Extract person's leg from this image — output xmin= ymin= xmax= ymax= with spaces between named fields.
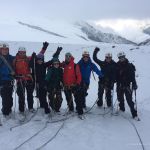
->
xmin=125 ymin=87 xmax=137 ymax=118
xmin=48 ymin=89 xmax=55 ymax=111
xmin=73 ymin=88 xmax=83 ymax=115
xmin=1 ymin=81 xmax=13 ymax=115
xmin=97 ymin=82 xmax=104 ymax=107
xmin=38 ymin=83 xmax=50 ymax=113
xmin=17 ymin=81 xmax=25 ymax=113
xmin=106 ymin=88 xmax=112 ymax=107
xmin=55 ymin=89 xmax=63 ymax=112
xmin=64 ymin=88 xmax=74 ymax=111
xmin=117 ymin=87 xmax=125 ymax=111
xmin=26 ymin=80 xmax=34 ymax=110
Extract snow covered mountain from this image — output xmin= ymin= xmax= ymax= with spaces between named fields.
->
xmin=76 ymin=22 xmax=136 ymax=45
xmin=0 ymin=18 xmax=137 ymax=45
xmin=18 ymin=21 xmax=136 ymax=45
xmin=138 ymin=38 xmax=150 ymax=46
xmin=143 ymin=26 xmax=150 ymax=35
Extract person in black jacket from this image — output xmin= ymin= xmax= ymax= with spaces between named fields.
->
xmin=45 ymin=58 xmax=63 ymax=112
xmin=93 ymin=47 xmax=116 ymax=108
xmin=116 ymin=51 xmax=138 ymax=119
xmin=29 ymin=44 xmax=62 ymax=114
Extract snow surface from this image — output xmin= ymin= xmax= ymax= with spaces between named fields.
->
xmin=0 ymin=41 xmax=150 ymax=150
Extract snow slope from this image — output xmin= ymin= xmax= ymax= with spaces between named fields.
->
xmin=0 ymin=41 xmax=150 ymax=150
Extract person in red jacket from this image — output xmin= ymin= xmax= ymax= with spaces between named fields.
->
xmin=63 ymin=52 xmax=83 ymax=116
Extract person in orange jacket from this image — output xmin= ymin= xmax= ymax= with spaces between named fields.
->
xmin=13 ymin=42 xmax=48 ymax=115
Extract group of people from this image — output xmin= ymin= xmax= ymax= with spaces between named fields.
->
xmin=0 ymin=41 xmax=139 ymax=120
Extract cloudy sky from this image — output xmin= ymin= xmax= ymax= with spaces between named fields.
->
xmin=0 ymin=0 xmax=150 ymax=42
xmin=0 ymin=0 xmax=150 ymax=20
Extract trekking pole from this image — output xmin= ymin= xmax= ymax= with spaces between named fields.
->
xmin=134 ymin=90 xmax=138 ymax=111
xmin=13 ymin=81 xmax=17 ymax=120
xmin=111 ymin=88 xmax=114 ymax=115
xmin=103 ymin=88 xmax=107 ymax=117
xmin=33 ymin=56 xmax=40 ymax=109
xmin=92 ymin=71 xmax=96 ymax=81
xmin=20 ymin=80 xmax=27 ymax=119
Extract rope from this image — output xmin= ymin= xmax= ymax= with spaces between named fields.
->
xmin=12 ymin=105 xmax=71 ymax=149
xmin=13 ymin=121 xmax=48 ymax=150
xmin=36 ymin=122 xmax=65 ymax=150
xmin=10 ymin=108 xmax=38 ymax=131
xmin=121 ymin=115 xmax=145 ymax=150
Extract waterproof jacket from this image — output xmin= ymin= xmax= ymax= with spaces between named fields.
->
xmin=29 ymin=56 xmax=52 ymax=84
xmin=29 ymin=48 xmax=61 ymax=84
xmin=116 ymin=58 xmax=136 ymax=87
xmin=13 ymin=55 xmax=32 ymax=81
xmin=78 ymin=58 xmax=103 ymax=85
xmin=93 ymin=50 xmax=116 ymax=85
xmin=63 ymin=57 xmax=81 ymax=86
xmin=45 ymin=67 xmax=63 ymax=91
xmin=0 ymin=54 xmax=15 ymax=84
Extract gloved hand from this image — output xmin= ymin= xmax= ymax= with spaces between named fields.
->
xmin=57 ymin=47 xmax=63 ymax=52
xmin=60 ymin=82 xmax=64 ymax=90
xmin=132 ymin=83 xmax=138 ymax=90
xmin=94 ymin=47 xmax=100 ymax=52
xmin=43 ymin=41 xmax=49 ymax=50
xmin=110 ymin=82 xmax=114 ymax=90
xmin=32 ymin=52 xmax=36 ymax=58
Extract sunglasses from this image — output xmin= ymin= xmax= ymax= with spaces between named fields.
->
xmin=83 ymin=56 xmax=89 ymax=58
xmin=53 ymin=63 xmax=59 ymax=65
xmin=105 ymin=57 xmax=112 ymax=59
xmin=37 ymin=59 xmax=44 ymax=62
xmin=118 ymin=56 xmax=125 ymax=60
xmin=18 ymin=51 xmax=26 ymax=55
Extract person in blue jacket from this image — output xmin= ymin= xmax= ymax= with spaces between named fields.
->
xmin=78 ymin=51 xmax=103 ymax=109
xmin=0 ymin=43 xmax=15 ymax=117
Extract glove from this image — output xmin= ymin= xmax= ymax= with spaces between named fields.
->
xmin=43 ymin=41 xmax=49 ymax=50
xmin=60 ymin=82 xmax=64 ymax=89
xmin=57 ymin=47 xmax=63 ymax=52
xmin=132 ymin=83 xmax=138 ymax=90
xmin=110 ymin=82 xmax=114 ymax=90
xmin=94 ymin=47 xmax=100 ymax=52
xmin=32 ymin=52 xmax=36 ymax=58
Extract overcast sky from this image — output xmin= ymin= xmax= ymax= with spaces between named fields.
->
xmin=0 ymin=0 xmax=150 ymax=21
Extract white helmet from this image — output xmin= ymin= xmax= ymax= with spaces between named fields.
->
xmin=82 ymin=51 xmax=89 ymax=57
xmin=117 ymin=51 xmax=126 ymax=58
xmin=18 ymin=47 xmax=26 ymax=52
xmin=105 ymin=53 xmax=112 ymax=58
xmin=0 ymin=43 xmax=9 ymax=49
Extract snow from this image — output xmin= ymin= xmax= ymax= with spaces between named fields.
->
xmin=0 ymin=41 xmax=150 ymax=150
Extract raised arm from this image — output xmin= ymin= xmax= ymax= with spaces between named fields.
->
xmin=93 ymin=47 xmax=104 ymax=67
xmin=44 ymin=47 xmax=62 ymax=67
xmin=38 ymin=41 xmax=49 ymax=55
